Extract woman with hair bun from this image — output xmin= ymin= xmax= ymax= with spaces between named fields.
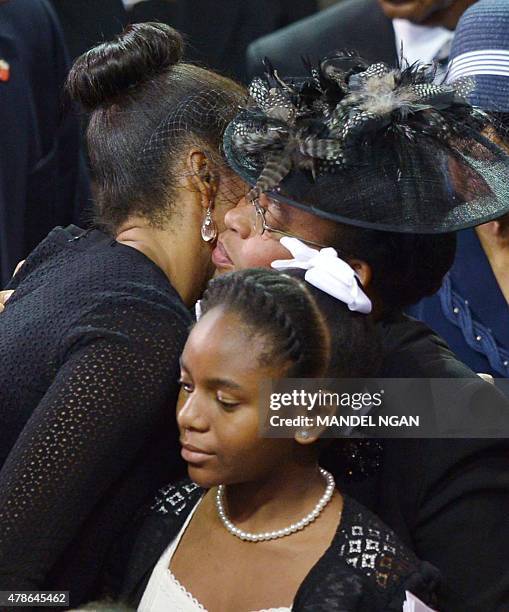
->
xmin=119 ymin=267 xmax=439 ymax=612
xmin=0 ymin=22 xmax=246 ymax=607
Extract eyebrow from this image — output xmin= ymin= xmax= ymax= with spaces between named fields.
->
xmin=267 ymin=198 xmax=290 ymax=225
xmin=207 ymin=378 xmax=243 ymax=391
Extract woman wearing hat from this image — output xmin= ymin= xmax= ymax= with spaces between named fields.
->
xmin=213 ymin=53 xmax=509 ymax=611
xmin=409 ymin=0 xmax=509 ymax=384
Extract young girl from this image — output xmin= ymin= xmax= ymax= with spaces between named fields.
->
xmin=120 ymin=266 xmax=439 ymax=611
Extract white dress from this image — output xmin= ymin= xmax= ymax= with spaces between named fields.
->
xmin=138 ymin=499 xmax=292 ymax=612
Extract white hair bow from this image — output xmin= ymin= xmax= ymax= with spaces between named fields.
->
xmin=271 ymin=237 xmax=372 ymax=314
xmin=195 ymin=300 xmax=202 ymax=321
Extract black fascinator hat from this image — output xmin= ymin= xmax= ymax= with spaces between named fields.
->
xmin=224 ymin=52 xmax=509 ymax=233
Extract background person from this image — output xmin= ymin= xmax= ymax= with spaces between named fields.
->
xmin=409 ymin=0 xmax=509 ymax=382
xmin=49 ymin=0 xmax=128 ymax=61
xmin=128 ymin=0 xmax=318 ymax=83
xmin=246 ymin=0 xmax=477 ymax=80
xmin=0 ymin=0 xmax=91 ymax=286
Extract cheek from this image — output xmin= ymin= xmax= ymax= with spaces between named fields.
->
xmin=237 ymin=236 xmax=291 ymax=270
xmin=210 ymin=413 xmax=285 ymax=481
xmin=215 ymin=412 xmax=260 ymax=459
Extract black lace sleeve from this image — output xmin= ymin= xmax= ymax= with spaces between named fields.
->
xmin=0 ymin=297 xmax=189 ymax=602
xmin=294 ymin=495 xmax=441 ymax=611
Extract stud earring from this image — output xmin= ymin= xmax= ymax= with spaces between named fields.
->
xmin=201 ymin=206 xmax=217 ymax=242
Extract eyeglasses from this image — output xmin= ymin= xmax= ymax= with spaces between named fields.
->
xmin=249 ymin=197 xmax=328 ymax=249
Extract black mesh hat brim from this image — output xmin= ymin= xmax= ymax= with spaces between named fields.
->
xmin=224 ymin=119 xmax=509 ymax=234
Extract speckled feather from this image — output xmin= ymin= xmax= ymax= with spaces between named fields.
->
xmin=235 ymin=52 xmax=487 ymax=194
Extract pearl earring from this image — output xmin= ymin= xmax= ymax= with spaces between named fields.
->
xmin=201 ymin=206 xmax=217 ymax=242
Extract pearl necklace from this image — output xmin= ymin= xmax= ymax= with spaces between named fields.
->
xmin=215 ymin=468 xmax=335 ymax=542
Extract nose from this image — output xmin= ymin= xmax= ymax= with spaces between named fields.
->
xmin=177 ymin=391 xmax=209 ymax=433
xmin=224 ymin=196 xmax=253 ymax=239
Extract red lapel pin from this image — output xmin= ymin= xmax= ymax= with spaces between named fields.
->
xmin=0 ymin=59 xmax=10 ymax=82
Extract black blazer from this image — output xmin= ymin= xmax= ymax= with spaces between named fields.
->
xmin=0 ymin=0 xmax=90 ymax=285
xmin=246 ymin=0 xmax=398 ymax=79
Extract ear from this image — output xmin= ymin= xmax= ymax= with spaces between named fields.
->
xmin=294 ymin=394 xmax=337 ymax=445
xmin=186 ymin=149 xmax=218 ymax=212
xmin=480 ymin=220 xmax=501 ymax=238
xmin=349 ymin=258 xmax=372 ymax=289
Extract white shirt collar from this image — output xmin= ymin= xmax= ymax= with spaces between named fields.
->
xmin=122 ymin=0 xmax=150 ymax=8
xmin=392 ymin=18 xmax=454 ymax=68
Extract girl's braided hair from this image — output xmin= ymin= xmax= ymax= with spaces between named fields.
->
xmin=200 ymin=268 xmax=381 ymax=378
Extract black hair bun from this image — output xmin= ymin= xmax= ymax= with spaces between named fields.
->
xmin=67 ymin=22 xmax=184 ymax=111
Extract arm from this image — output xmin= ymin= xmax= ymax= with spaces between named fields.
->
xmin=0 ymin=291 xmax=13 ymax=313
xmin=0 ymin=300 xmax=188 ymax=600
xmin=411 ymin=437 xmax=509 ymax=612
xmin=0 ymin=261 xmax=25 ymax=311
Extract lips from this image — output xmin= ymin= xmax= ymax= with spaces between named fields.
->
xmin=180 ymin=442 xmax=215 ymax=464
xmin=211 ymin=239 xmax=234 ymax=269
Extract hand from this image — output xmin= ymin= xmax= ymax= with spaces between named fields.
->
xmin=0 ymin=259 xmax=25 ymax=312
xmin=0 ymin=290 xmax=14 ymax=313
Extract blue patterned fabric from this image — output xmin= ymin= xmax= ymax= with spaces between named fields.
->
xmin=409 ymin=228 xmax=509 ymax=382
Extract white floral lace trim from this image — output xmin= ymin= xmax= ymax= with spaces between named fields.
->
xmin=252 ymin=609 xmax=292 ymax=611
xmin=166 ymin=569 xmax=291 ymax=612
xmin=167 ymin=569 xmax=206 ymax=610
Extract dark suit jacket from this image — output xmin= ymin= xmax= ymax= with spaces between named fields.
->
xmin=0 ymin=0 xmax=90 ymax=285
xmin=130 ymin=0 xmax=317 ymax=83
xmin=246 ymin=0 xmax=398 ymax=79
xmin=49 ymin=0 xmax=128 ymax=61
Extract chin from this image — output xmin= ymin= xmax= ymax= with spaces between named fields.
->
xmin=187 ymin=465 xmax=223 ymax=488
xmin=378 ymin=0 xmax=434 ymax=22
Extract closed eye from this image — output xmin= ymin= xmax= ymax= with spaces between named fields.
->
xmin=216 ymin=396 xmax=241 ymax=410
xmin=178 ymin=378 xmax=194 ymax=394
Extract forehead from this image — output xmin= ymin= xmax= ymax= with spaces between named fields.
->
xmin=183 ymin=307 xmax=274 ymax=379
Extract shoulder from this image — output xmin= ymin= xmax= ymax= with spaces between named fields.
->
xmin=17 ymin=227 xmax=191 ymax=325
xmin=295 ymin=494 xmax=440 ymax=609
xmin=261 ymin=0 xmax=377 ymax=41
xmin=338 ymin=495 xmax=419 ymax=577
xmin=378 ymin=312 xmax=476 ymax=378
xmin=8 ymin=228 xmax=191 ymax=361
xmin=150 ymin=480 xmax=204 ymax=520
xmin=118 ymin=480 xmax=204 ymax=604
xmin=247 ymin=0 xmax=389 ymax=78
xmin=334 ymin=496 xmax=440 ymax=606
